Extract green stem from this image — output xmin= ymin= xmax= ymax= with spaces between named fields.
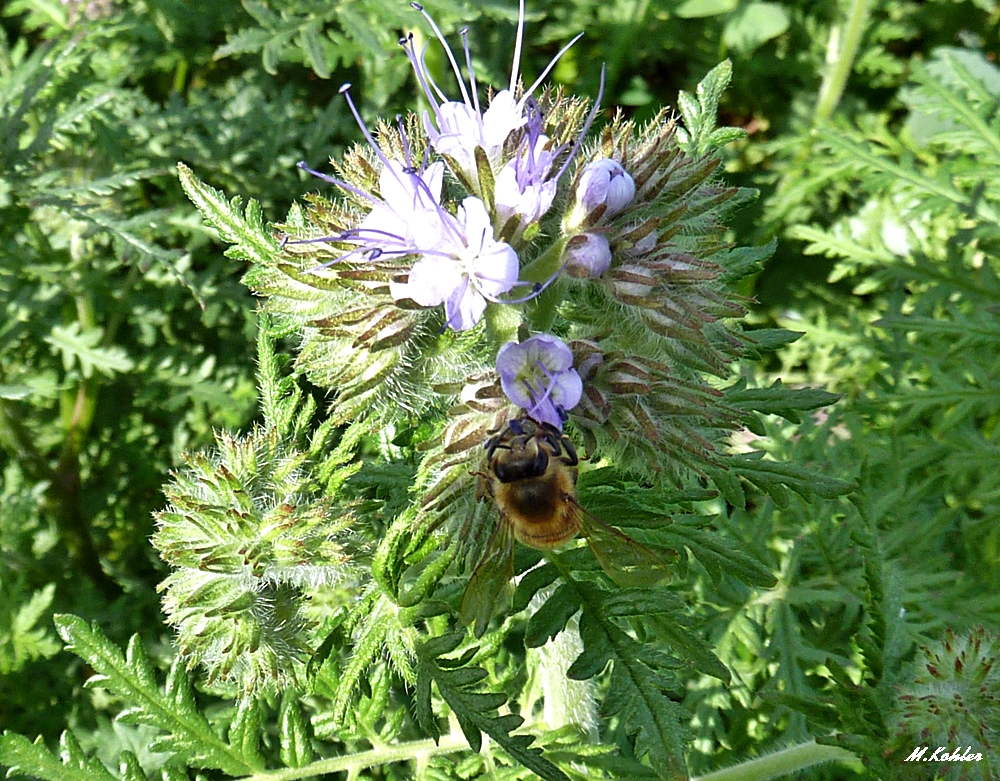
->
xmin=515 ymin=236 xmax=571 ymax=335
xmin=791 ymin=0 xmax=872 ymax=169
xmin=813 ymin=0 xmax=872 ymax=127
xmin=53 ymin=291 xmax=118 ymax=597
xmin=237 ymin=734 xmax=470 ymax=781
xmin=519 ymin=237 xmax=569 ymax=284
xmin=525 ymin=278 xmax=566 ymax=335
xmin=691 ymin=740 xmax=862 ymax=781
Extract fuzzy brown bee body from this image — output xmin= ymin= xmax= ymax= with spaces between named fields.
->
xmin=478 ymin=417 xmax=581 ymax=548
xmin=462 ymin=416 xmax=672 ymax=636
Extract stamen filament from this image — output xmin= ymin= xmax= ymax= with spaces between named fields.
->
xmin=411 ymin=2 xmax=473 ymax=108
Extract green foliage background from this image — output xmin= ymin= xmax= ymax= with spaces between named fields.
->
xmin=1 ymin=0 xmax=999 ymax=780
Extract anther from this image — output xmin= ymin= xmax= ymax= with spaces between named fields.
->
xmin=339 ymin=83 xmax=352 ymax=93
xmin=410 ymin=2 xmax=423 ymax=10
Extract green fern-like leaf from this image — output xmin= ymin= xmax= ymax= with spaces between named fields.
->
xmin=416 ymin=632 xmax=571 ymax=781
xmin=0 ymin=731 xmax=118 ymax=781
xmin=177 ymin=162 xmax=279 ymax=267
xmin=52 ymin=615 xmax=265 ymax=776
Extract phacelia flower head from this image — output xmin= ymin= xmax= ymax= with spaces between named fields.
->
xmin=568 ymin=158 xmax=636 ymax=229
xmin=497 ymin=334 xmax=583 ymax=430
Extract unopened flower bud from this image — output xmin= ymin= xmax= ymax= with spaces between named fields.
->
xmin=573 ymin=159 xmax=635 ymax=223
xmin=564 ymin=232 xmax=612 ymax=278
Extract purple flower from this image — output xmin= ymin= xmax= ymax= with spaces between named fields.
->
xmin=402 ymin=0 xmax=585 ymax=195
xmin=496 ymin=335 xmax=583 ymax=429
xmin=352 ymin=160 xmax=445 ymax=255
xmin=389 ymin=197 xmax=519 ymax=331
xmin=494 ymin=100 xmax=558 ymax=240
xmin=569 ymin=159 xmax=635 ymax=227
xmin=564 ymin=232 xmax=612 ymax=278
xmin=291 ymin=86 xmax=448 ymax=267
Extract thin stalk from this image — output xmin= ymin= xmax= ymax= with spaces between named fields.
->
xmin=791 ymin=0 xmax=873 ymax=169
xmin=691 ymin=740 xmax=862 ymax=781
xmin=52 ymin=290 xmax=118 ymax=597
xmin=237 ymin=734 xmax=470 ymax=781
xmin=517 ymin=236 xmax=570 ymax=334
xmin=813 ymin=0 xmax=872 ymax=127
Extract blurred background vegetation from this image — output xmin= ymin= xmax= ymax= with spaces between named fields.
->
xmin=2 ymin=0 xmax=999 ymax=773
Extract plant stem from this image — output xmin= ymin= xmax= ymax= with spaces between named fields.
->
xmin=54 ymin=291 xmax=118 ymax=597
xmin=691 ymin=740 xmax=862 ymax=781
xmin=238 ymin=734 xmax=470 ymax=781
xmin=791 ymin=0 xmax=872 ymax=169
xmin=813 ymin=0 xmax=872 ymax=127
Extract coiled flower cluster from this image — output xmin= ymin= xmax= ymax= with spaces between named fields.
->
xmin=265 ymin=1 xmax=764 ymax=531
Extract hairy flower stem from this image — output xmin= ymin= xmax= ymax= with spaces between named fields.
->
xmin=790 ymin=0 xmax=872 ymax=170
xmin=485 ymin=299 xmax=522 ymax=347
xmin=519 ymin=236 xmax=569 ymax=284
xmin=238 ymin=734 xmax=470 ymax=781
xmin=517 ymin=237 xmax=570 ymax=334
xmin=690 ymin=740 xmax=861 ymax=781
xmin=771 ymin=0 xmax=872 ymax=223
xmin=525 ymin=278 xmax=566 ymax=334
xmin=813 ymin=0 xmax=872 ymax=128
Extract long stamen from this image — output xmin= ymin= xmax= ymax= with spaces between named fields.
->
xmin=340 ymin=83 xmax=430 ymax=206
xmin=519 ymin=31 xmax=584 ymax=106
xmin=553 ymin=65 xmax=606 ymax=185
xmin=400 ymin=34 xmax=443 ymax=112
xmin=525 ymin=362 xmax=557 ymax=418
xmin=396 ymin=114 xmax=414 ymax=168
xmin=418 ymin=40 xmax=450 ymax=104
xmin=296 ymin=161 xmax=379 ymax=205
xmin=410 ymin=2 xmax=472 ymax=108
xmin=459 ymin=27 xmax=481 ymax=117
xmin=509 ymin=0 xmax=525 ymax=93
xmin=339 ymin=84 xmax=394 ymax=170
xmin=475 ymin=257 xmax=569 ymax=305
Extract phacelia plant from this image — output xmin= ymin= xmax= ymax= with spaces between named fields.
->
xmin=163 ymin=2 xmax=851 ymax=779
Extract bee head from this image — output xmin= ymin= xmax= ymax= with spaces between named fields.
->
xmin=492 ymin=434 xmax=550 ymax=483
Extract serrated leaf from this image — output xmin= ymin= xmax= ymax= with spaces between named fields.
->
xmin=44 ymin=322 xmax=134 ymax=379
xmin=570 ymin=587 xmax=686 ymax=779
xmin=0 ymin=583 xmax=60 ymax=674
xmin=725 ymin=379 xmax=841 ymax=423
xmin=416 ymin=637 xmax=570 ymax=781
xmin=279 ymin=691 xmax=316 ymax=767
xmin=731 ymin=453 xmax=853 ymax=502
xmin=299 ymin=23 xmax=331 ymax=79
xmin=524 ymin=584 xmax=581 ymax=649
xmin=228 ymin=698 xmax=264 ymax=769
xmin=0 ymin=731 xmax=117 ymax=781
xmin=53 ymin=615 xmax=261 ymax=776
xmin=176 ymin=163 xmax=278 ymax=267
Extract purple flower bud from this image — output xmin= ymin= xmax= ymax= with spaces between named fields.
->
xmin=564 ymin=232 xmax=612 ymax=278
xmin=574 ymin=159 xmax=635 ymax=222
xmin=496 ymin=334 xmax=583 ymax=430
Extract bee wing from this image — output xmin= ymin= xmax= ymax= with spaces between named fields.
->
xmin=460 ymin=514 xmax=515 ymax=638
xmin=572 ymin=497 xmax=672 ymax=587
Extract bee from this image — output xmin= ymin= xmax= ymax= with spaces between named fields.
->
xmin=461 ymin=416 xmax=670 ymax=635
